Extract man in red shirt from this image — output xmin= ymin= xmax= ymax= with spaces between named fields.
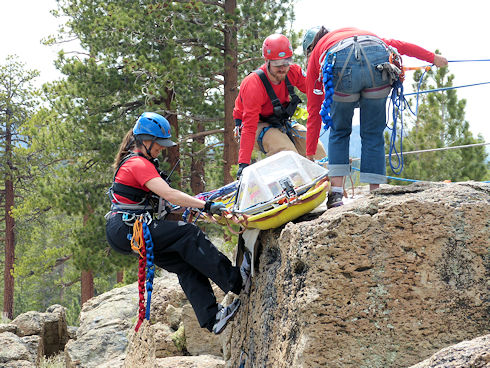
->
xmin=233 ymin=34 xmax=326 ymax=178
xmin=303 ymin=26 xmax=448 ymax=208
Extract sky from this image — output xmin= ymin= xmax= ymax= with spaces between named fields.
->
xmin=1 ymin=0 xmax=489 ymax=142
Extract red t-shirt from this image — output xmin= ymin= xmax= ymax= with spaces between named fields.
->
xmin=234 ymin=63 xmax=307 ymax=164
xmin=113 ymin=154 xmax=160 ymax=204
xmin=305 ymin=27 xmax=436 ymax=156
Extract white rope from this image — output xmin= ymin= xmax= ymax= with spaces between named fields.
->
xmin=351 ymin=142 xmax=489 ymax=162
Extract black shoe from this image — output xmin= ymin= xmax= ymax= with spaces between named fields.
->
xmin=212 ymin=299 xmax=241 ymax=334
xmin=327 ymin=191 xmax=344 ymax=209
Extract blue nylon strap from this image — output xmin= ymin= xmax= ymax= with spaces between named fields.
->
xmin=257 ymin=126 xmax=272 ymax=154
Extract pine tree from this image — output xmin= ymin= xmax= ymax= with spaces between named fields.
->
xmin=0 ymin=56 xmax=41 ymax=319
xmin=16 ymin=0 xmax=297 ymax=306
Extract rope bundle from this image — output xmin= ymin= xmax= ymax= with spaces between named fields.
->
xmin=320 ymin=53 xmax=335 ymax=131
xmin=130 ymin=216 xmax=155 ymax=332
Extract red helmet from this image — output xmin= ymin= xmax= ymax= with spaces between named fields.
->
xmin=262 ymin=34 xmax=293 ymax=61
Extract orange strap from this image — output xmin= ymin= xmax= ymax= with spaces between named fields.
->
xmin=131 ymin=216 xmax=145 ymax=258
xmin=403 ymin=65 xmax=432 ymax=72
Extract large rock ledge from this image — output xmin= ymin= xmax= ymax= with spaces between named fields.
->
xmin=0 ymin=182 xmax=487 ymax=367
xmin=228 ymin=182 xmax=489 ymax=368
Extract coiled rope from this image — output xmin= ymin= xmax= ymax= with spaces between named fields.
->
xmin=387 ymin=58 xmax=490 ymax=175
xmin=320 ymin=52 xmax=335 ymax=132
xmin=142 ymin=221 xmax=155 ymax=321
xmin=129 ymin=215 xmax=155 ymax=332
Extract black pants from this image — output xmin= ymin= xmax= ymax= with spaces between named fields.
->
xmin=106 ymin=212 xmax=242 ymax=330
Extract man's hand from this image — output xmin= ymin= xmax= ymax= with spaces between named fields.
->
xmin=236 ymin=163 xmax=249 ymax=179
xmin=433 ymin=54 xmax=448 ymax=68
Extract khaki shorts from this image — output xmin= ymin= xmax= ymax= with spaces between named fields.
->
xmin=253 ymin=122 xmax=326 ymax=161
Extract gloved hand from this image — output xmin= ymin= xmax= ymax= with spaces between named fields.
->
xmin=236 ymin=163 xmax=249 ymax=180
xmin=203 ymin=201 xmax=226 ymax=216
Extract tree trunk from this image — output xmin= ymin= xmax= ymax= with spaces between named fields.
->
xmin=164 ymin=87 xmax=181 ymax=185
xmin=223 ymin=0 xmax=239 ymax=184
xmin=81 ymin=211 xmax=95 ymax=305
xmin=116 ymin=270 xmax=124 ymax=284
xmin=3 ymin=120 xmax=15 ymax=320
xmin=190 ymin=122 xmax=205 ymax=195
xmin=81 ymin=270 xmax=94 ymax=304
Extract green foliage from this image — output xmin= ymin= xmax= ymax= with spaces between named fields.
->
xmin=5 ymin=0 xmax=299 ymax=319
xmin=387 ymin=64 xmax=488 ymax=183
xmin=171 ymin=324 xmax=186 ymax=353
xmin=39 ymin=353 xmax=65 ymax=368
xmin=0 ymin=55 xmax=44 ymax=318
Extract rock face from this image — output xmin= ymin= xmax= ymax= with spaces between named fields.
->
xmin=228 ymin=182 xmax=489 ymax=367
xmin=0 ymin=182 xmax=487 ymax=368
xmin=409 ymin=334 xmax=490 ymax=368
xmin=123 ymin=271 xmax=227 ymax=368
xmin=64 ymin=282 xmax=138 ymax=367
xmin=0 ymin=305 xmax=68 ymax=367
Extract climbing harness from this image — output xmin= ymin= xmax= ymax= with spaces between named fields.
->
xmin=318 ymin=36 xmax=394 ymax=134
xmin=129 ymin=215 xmax=156 ymax=332
xmin=107 ymin=153 xmax=180 ymax=332
xmin=107 ymin=152 xmax=176 ymax=223
xmin=253 ymin=69 xmax=303 ymax=153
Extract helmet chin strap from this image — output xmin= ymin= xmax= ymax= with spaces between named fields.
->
xmin=145 ymin=140 xmax=156 ymax=158
xmin=136 ymin=136 xmax=158 ymax=159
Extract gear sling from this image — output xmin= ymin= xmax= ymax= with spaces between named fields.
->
xmin=236 ymin=69 xmax=302 ymax=154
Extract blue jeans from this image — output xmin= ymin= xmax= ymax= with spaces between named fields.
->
xmin=327 ymin=41 xmax=391 ymax=184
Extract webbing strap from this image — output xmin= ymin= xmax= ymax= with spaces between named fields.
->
xmin=255 ymin=69 xmax=282 ymax=109
xmin=257 ymin=126 xmax=272 ymax=154
xmin=254 ymin=69 xmax=301 ymax=122
xmin=112 ymin=182 xmax=150 ymax=203
xmin=110 ymin=152 xmax=158 ymax=205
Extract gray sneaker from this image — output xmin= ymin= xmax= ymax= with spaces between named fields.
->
xmin=327 ymin=191 xmax=344 ymax=209
xmin=212 ymin=299 xmax=241 ymax=334
xmin=240 ymin=251 xmax=252 ymax=294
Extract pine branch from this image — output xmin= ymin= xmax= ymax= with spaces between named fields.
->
xmin=171 ymin=0 xmax=224 ymax=8
xmin=59 ymin=278 xmax=80 ymax=288
xmin=238 ymin=56 xmax=263 ymax=66
xmin=180 ymin=128 xmax=224 ymax=142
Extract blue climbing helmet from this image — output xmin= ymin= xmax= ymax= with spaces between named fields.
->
xmin=302 ymin=26 xmax=322 ymax=56
xmin=133 ymin=112 xmax=176 ymax=147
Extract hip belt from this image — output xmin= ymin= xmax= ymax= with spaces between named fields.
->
xmin=328 ymin=35 xmax=387 ymax=54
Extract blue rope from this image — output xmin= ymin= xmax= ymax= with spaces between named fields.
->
xmin=387 ymin=64 xmax=432 ymax=175
xmin=404 ymin=81 xmax=490 ymax=96
xmin=386 ymin=58 xmax=490 ymax=176
xmin=320 ymin=52 xmax=335 ymax=132
xmin=387 ymin=79 xmax=407 ymax=175
xmin=448 ymin=59 xmax=490 ymax=63
xmin=182 ymin=181 xmax=238 ymax=222
xmin=142 ymin=222 xmax=155 ymax=320
xmin=352 ymin=166 xmax=421 ymax=182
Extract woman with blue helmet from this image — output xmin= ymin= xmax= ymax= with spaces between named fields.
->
xmin=105 ymin=112 xmax=250 ymax=334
